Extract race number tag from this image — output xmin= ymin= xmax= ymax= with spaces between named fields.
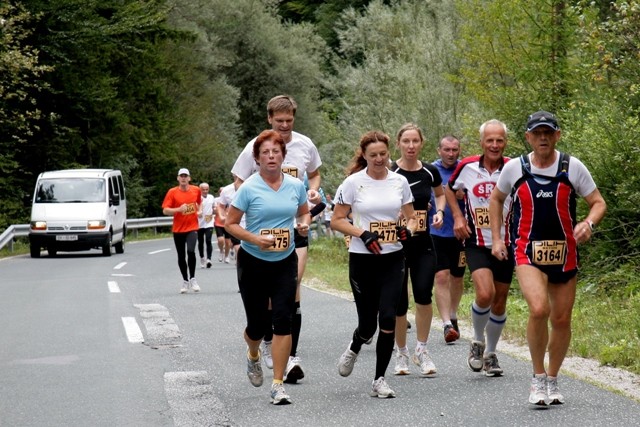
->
xmin=204 ymin=215 xmax=213 ymax=223
xmin=260 ymin=228 xmax=290 ymax=252
xmin=184 ymin=203 xmax=196 ymax=215
xmin=282 ymin=167 xmax=299 ymax=178
xmin=474 ymin=207 xmax=490 ymax=228
xmin=369 ymin=220 xmax=397 ymax=243
xmin=532 ymin=240 xmax=566 ymax=265
xmin=458 ymin=251 xmax=467 ymax=268
xmin=344 ymin=235 xmax=351 ymax=248
xmin=397 ymin=210 xmax=427 ymax=232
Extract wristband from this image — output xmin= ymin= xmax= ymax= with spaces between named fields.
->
xmin=437 ymin=209 xmax=445 ymax=217
xmin=586 ymin=219 xmax=594 ymax=231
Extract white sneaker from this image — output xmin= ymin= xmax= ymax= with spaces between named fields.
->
xmin=412 ymin=349 xmax=437 ymax=376
xmin=370 ymin=377 xmax=395 ymax=398
xmin=337 ymin=343 xmax=358 ymax=377
xmin=547 ymin=376 xmax=565 ymax=405
xmin=224 ymin=257 xmax=230 ymax=264
xmin=189 ymin=277 xmax=200 ymax=292
xmin=180 ymin=280 xmax=189 ymax=294
xmin=261 ymin=341 xmax=273 ymax=369
xmin=284 ymin=356 xmax=305 ymax=383
xmin=529 ymin=374 xmax=549 ymax=406
xmin=206 ymin=259 xmax=212 ymax=268
xmin=246 ymin=350 xmax=263 ymax=387
xmin=200 ymin=257 xmax=205 ymax=268
xmin=394 ymin=350 xmax=410 ymax=375
xmin=218 ymin=255 xmax=223 ymax=262
xmin=270 ymin=382 xmax=291 ymax=405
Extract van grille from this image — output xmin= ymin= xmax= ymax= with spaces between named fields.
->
xmin=48 ymin=226 xmax=87 ymax=231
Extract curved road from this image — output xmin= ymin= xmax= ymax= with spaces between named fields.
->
xmin=1 ymin=239 xmax=638 ymax=426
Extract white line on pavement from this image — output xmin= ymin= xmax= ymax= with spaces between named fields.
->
xmin=149 ymin=248 xmax=171 ymax=255
xmin=114 ymin=262 xmax=127 ymax=270
xmin=108 ymin=281 xmax=120 ymax=293
xmin=121 ymin=317 xmax=144 ymax=343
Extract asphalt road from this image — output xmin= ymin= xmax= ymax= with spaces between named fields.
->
xmin=1 ymin=238 xmax=639 ymax=426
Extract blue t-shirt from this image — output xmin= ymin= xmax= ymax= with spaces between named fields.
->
xmin=430 ymin=159 xmax=464 ymax=238
xmin=232 ymin=173 xmax=307 ymax=261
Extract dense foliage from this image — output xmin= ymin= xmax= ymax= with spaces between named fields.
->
xmin=2 ymin=0 xmax=640 ymax=296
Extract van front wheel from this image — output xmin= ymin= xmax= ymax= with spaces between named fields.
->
xmin=102 ymin=235 xmax=112 ymax=256
xmin=30 ymin=244 xmax=41 ymax=258
xmin=114 ymin=237 xmax=124 ymax=254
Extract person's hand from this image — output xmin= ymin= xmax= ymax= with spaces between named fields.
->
xmin=257 ymin=234 xmax=277 ymax=250
xmin=307 ymin=189 xmax=321 ymax=205
xmin=432 ymin=210 xmax=444 ymax=229
xmin=296 ymin=222 xmax=310 ymax=237
xmin=359 ymin=230 xmax=381 ymax=254
xmin=573 ymin=221 xmax=593 ymax=245
xmin=395 ymin=225 xmax=412 ymax=242
xmin=492 ymin=240 xmax=508 ymax=261
xmin=453 ymin=216 xmax=471 ymax=241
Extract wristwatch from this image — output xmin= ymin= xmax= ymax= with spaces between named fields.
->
xmin=586 ymin=219 xmax=595 ymax=231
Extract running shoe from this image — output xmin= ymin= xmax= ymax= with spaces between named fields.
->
xmin=218 ymin=255 xmax=223 ymax=262
xmin=246 ymin=350 xmax=263 ymax=387
xmin=370 ymin=377 xmax=396 ymax=398
xmin=180 ymin=280 xmax=189 ymax=294
xmin=547 ymin=376 xmax=565 ymax=405
xmin=189 ymin=277 xmax=200 ymax=292
xmin=412 ymin=350 xmax=437 ymax=376
xmin=270 ymin=382 xmax=292 ymax=405
xmin=444 ymin=324 xmax=460 ymax=343
xmin=482 ymin=352 xmax=503 ymax=377
xmin=261 ymin=341 xmax=273 ymax=369
xmin=467 ymin=340 xmax=485 ymax=372
xmin=451 ymin=318 xmax=459 ymax=334
xmin=284 ymin=356 xmax=304 ymax=383
xmin=206 ymin=259 xmax=212 ymax=268
xmin=224 ymin=257 xmax=230 ymax=264
xmin=529 ymin=374 xmax=549 ymax=406
xmin=337 ymin=343 xmax=358 ymax=377
xmin=394 ymin=350 xmax=410 ymax=375
xmin=200 ymin=257 xmax=206 ymax=268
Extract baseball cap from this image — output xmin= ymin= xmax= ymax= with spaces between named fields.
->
xmin=526 ymin=111 xmax=559 ymax=131
xmin=178 ymin=168 xmax=190 ymax=176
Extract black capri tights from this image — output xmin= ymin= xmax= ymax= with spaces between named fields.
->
xmin=237 ymin=247 xmax=298 ymax=340
xmin=397 ymin=236 xmax=437 ymax=316
xmin=348 ymin=250 xmax=405 ymax=338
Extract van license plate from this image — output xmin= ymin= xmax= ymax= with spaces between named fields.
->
xmin=56 ymin=235 xmax=78 ymax=241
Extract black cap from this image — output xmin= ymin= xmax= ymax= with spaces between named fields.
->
xmin=526 ymin=111 xmax=559 ymax=131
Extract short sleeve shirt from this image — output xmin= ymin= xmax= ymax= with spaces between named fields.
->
xmin=162 ymin=185 xmax=202 ymax=233
xmin=232 ymin=173 xmax=307 ymax=261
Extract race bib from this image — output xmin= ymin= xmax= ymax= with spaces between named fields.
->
xmin=369 ymin=220 xmax=397 ymax=243
xmin=397 ymin=210 xmax=427 ymax=232
xmin=474 ymin=207 xmax=490 ymax=229
xmin=532 ymin=240 xmax=566 ymax=265
xmin=204 ymin=215 xmax=213 ymax=223
xmin=184 ymin=203 xmax=196 ymax=215
xmin=260 ymin=228 xmax=290 ymax=252
xmin=458 ymin=251 xmax=467 ymax=268
xmin=282 ymin=167 xmax=299 ymax=178
xmin=344 ymin=235 xmax=351 ymax=248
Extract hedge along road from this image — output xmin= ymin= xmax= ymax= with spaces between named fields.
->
xmin=0 ymin=238 xmax=639 ymax=426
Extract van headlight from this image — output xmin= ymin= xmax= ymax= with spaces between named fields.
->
xmin=30 ymin=221 xmax=47 ymax=230
xmin=87 ymin=220 xmax=106 ymax=230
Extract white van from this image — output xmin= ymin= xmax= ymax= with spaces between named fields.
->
xmin=29 ymin=169 xmax=127 ymax=257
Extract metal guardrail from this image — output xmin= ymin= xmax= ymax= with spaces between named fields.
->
xmin=0 ymin=217 xmax=173 ymax=252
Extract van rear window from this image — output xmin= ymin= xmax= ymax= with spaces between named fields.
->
xmin=35 ymin=179 xmax=106 ymax=203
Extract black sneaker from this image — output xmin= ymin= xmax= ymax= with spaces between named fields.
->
xmin=451 ymin=318 xmax=459 ymax=334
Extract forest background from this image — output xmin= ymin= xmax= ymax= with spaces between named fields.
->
xmin=2 ymin=0 xmax=639 ymax=369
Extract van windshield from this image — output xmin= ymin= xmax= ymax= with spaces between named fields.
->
xmin=35 ymin=178 xmax=106 ymax=203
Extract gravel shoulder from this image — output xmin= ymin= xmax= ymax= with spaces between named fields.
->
xmin=305 ymin=277 xmax=640 ymax=403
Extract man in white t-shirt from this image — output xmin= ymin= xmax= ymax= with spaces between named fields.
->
xmin=197 ymin=183 xmax=216 ymax=268
xmin=231 ymin=95 xmax=322 ymax=384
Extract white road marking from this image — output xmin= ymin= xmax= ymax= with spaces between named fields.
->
xmin=121 ymin=317 xmax=144 ymax=343
xmin=114 ymin=262 xmax=127 ymax=269
xmin=111 ymin=273 xmax=133 ymax=277
xmin=149 ymin=248 xmax=171 ymax=255
xmin=108 ymin=281 xmax=120 ymax=293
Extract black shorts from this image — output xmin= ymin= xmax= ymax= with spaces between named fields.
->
xmin=294 ymin=229 xmax=308 ymax=249
xmin=214 ymin=225 xmax=225 ymax=238
xmin=223 ymin=229 xmax=241 ymax=245
xmin=465 ymin=245 xmax=514 ymax=284
xmin=432 ymin=235 xmax=466 ymax=277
